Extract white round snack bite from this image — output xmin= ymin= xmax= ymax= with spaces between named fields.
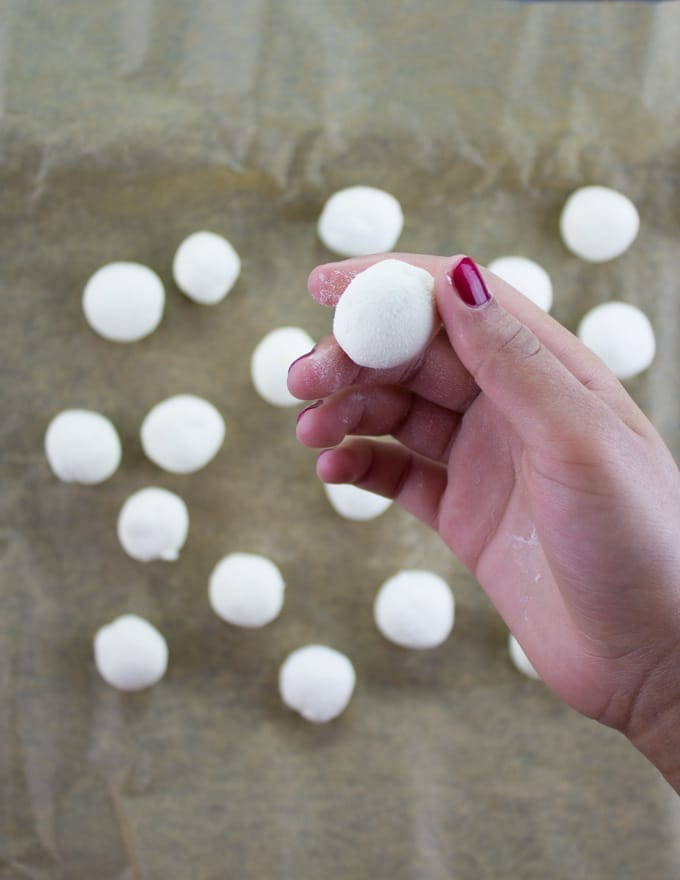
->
xmin=279 ymin=644 xmax=356 ymax=723
xmin=94 ymin=614 xmax=168 ymax=692
xmin=374 ymin=569 xmax=455 ymax=650
xmin=117 ymin=487 xmax=189 ymax=563
xmin=83 ymin=262 xmax=165 ymax=342
xmin=209 ymin=552 xmax=285 ymax=628
xmin=317 ymin=185 xmax=404 ymax=257
xmin=333 ymin=259 xmax=436 ymax=369
xmin=172 ymin=230 xmax=241 ymax=305
xmin=559 ymin=185 xmax=640 ymax=263
xmin=577 ymin=301 xmax=655 ymax=379
xmin=487 ymin=255 xmax=553 ymax=312
xmin=508 ymin=633 xmax=540 ymax=680
xmin=44 ymin=409 xmax=122 ymax=484
xmin=141 ymin=394 xmax=225 ymax=474
xmin=250 ymin=326 xmax=315 ymax=407
xmin=323 ymin=482 xmax=392 ymax=521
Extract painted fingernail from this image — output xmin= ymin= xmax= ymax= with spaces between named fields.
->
xmin=296 ymin=400 xmax=323 ymax=424
xmin=448 ymin=257 xmax=492 ymax=308
xmin=288 ymin=346 xmax=316 ymax=374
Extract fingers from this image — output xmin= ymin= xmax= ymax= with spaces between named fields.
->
xmin=296 ymin=385 xmax=461 ymax=463
xmin=316 ymin=439 xmax=448 ymax=531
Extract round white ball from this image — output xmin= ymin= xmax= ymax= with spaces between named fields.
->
xmin=117 ymin=487 xmax=189 ymax=563
xmin=333 ymin=259 xmax=436 ymax=369
xmin=577 ymin=301 xmax=656 ymax=379
xmin=94 ymin=614 xmax=168 ymax=692
xmin=508 ymin=633 xmax=540 ymax=680
xmin=559 ymin=185 xmax=640 ymax=263
xmin=374 ymin=570 xmax=455 ymax=650
xmin=323 ymin=482 xmax=392 ymax=521
xmin=44 ymin=409 xmax=122 ymax=484
xmin=487 ymin=255 xmax=553 ymax=312
xmin=141 ymin=394 xmax=225 ymax=474
xmin=172 ymin=230 xmax=241 ymax=305
xmin=209 ymin=552 xmax=285 ymax=628
xmin=83 ymin=262 xmax=165 ymax=342
xmin=317 ymin=185 xmax=404 ymax=257
xmin=279 ymin=644 xmax=356 ymax=723
xmin=250 ymin=326 xmax=315 ymax=407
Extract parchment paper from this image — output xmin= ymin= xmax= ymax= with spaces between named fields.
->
xmin=2 ymin=2 xmax=680 ymax=878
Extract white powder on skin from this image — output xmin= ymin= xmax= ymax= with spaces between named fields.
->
xmin=374 ymin=570 xmax=455 ymax=650
xmin=172 ymin=230 xmax=241 ymax=305
xmin=323 ymin=482 xmax=392 ymax=521
xmin=333 ymin=259 xmax=436 ymax=369
xmin=117 ymin=487 xmax=189 ymax=562
xmin=45 ymin=409 xmax=122 ymax=484
xmin=508 ymin=633 xmax=540 ymax=680
xmin=577 ymin=301 xmax=656 ymax=379
xmin=317 ymin=185 xmax=404 ymax=257
xmin=141 ymin=394 xmax=225 ymax=474
xmin=250 ymin=326 xmax=315 ymax=407
xmin=94 ymin=614 xmax=168 ymax=691
xmin=209 ymin=552 xmax=285 ymax=628
xmin=279 ymin=644 xmax=356 ymax=723
xmin=559 ymin=185 xmax=640 ymax=263
xmin=487 ymin=255 xmax=553 ymax=312
xmin=83 ymin=261 xmax=165 ymax=342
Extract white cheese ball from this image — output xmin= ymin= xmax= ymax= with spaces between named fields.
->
xmin=251 ymin=326 xmax=315 ymax=407
xmin=559 ymin=186 xmax=640 ymax=263
xmin=117 ymin=487 xmax=189 ymax=562
xmin=333 ymin=259 xmax=436 ymax=369
xmin=83 ymin=262 xmax=165 ymax=342
xmin=209 ymin=552 xmax=285 ymax=627
xmin=374 ymin=570 xmax=455 ymax=650
xmin=487 ymin=255 xmax=553 ymax=312
xmin=141 ymin=394 xmax=225 ymax=474
xmin=508 ymin=633 xmax=540 ymax=680
xmin=172 ymin=230 xmax=241 ymax=305
xmin=577 ymin=301 xmax=656 ymax=379
xmin=44 ymin=409 xmax=122 ymax=484
xmin=317 ymin=185 xmax=404 ymax=257
xmin=279 ymin=644 xmax=356 ymax=723
xmin=323 ymin=482 xmax=392 ymax=521
xmin=94 ymin=614 xmax=168 ymax=692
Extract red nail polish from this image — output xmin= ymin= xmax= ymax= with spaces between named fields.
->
xmin=296 ymin=400 xmax=323 ymax=424
xmin=449 ymin=257 xmax=492 ymax=308
xmin=288 ymin=346 xmax=316 ymax=375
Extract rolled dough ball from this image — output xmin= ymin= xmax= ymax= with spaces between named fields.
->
xmin=250 ymin=326 xmax=315 ymax=407
xmin=374 ymin=569 xmax=455 ymax=650
xmin=323 ymin=482 xmax=392 ymax=521
xmin=279 ymin=644 xmax=356 ymax=723
xmin=508 ymin=633 xmax=540 ymax=680
xmin=209 ymin=552 xmax=285 ymax=627
xmin=172 ymin=230 xmax=241 ymax=305
xmin=141 ymin=394 xmax=225 ymax=474
xmin=94 ymin=614 xmax=168 ymax=691
xmin=333 ymin=259 xmax=436 ymax=369
xmin=577 ymin=301 xmax=655 ymax=379
xmin=83 ymin=262 xmax=165 ymax=342
xmin=559 ymin=186 xmax=640 ymax=262
xmin=44 ymin=409 xmax=122 ymax=484
xmin=317 ymin=185 xmax=404 ymax=257
xmin=117 ymin=487 xmax=189 ymax=562
xmin=487 ymin=255 xmax=553 ymax=312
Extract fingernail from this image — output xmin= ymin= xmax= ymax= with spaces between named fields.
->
xmin=288 ymin=346 xmax=316 ymax=375
xmin=296 ymin=400 xmax=323 ymax=424
xmin=448 ymin=257 xmax=492 ymax=308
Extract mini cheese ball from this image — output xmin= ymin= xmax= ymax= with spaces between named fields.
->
xmin=83 ymin=262 xmax=165 ymax=342
xmin=209 ymin=552 xmax=285 ymax=627
xmin=487 ymin=255 xmax=553 ymax=312
xmin=141 ymin=394 xmax=226 ymax=474
xmin=559 ymin=185 xmax=640 ymax=263
xmin=250 ymin=326 xmax=315 ymax=407
xmin=117 ymin=487 xmax=189 ymax=562
xmin=172 ymin=230 xmax=241 ymax=305
xmin=374 ymin=570 xmax=455 ymax=649
xmin=317 ymin=185 xmax=404 ymax=257
xmin=323 ymin=482 xmax=393 ymax=521
xmin=508 ymin=634 xmax=540 ymax=680
xmin=577 ymin=301 xmax=656 ymax=379
xmin=279 ymin=644 xmax=356 ymax=723
xmin=94 ymin=614 xmax=168 ymax=692
xmin=44 ymin=409 xmax=122 ymax=484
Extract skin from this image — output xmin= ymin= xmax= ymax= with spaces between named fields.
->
xmin=288 ymin=252 xmax=680 ymax=792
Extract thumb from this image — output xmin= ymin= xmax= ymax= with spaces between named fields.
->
xmin=438 ymin=256 xmax=601 ymax=451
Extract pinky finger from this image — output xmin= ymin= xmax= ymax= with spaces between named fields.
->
xmin=316 ymin=439 xmax=447 ymax=531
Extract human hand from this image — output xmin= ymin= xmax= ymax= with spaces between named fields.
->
xmin=288 ymin=253 xmax=680 ymax=790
